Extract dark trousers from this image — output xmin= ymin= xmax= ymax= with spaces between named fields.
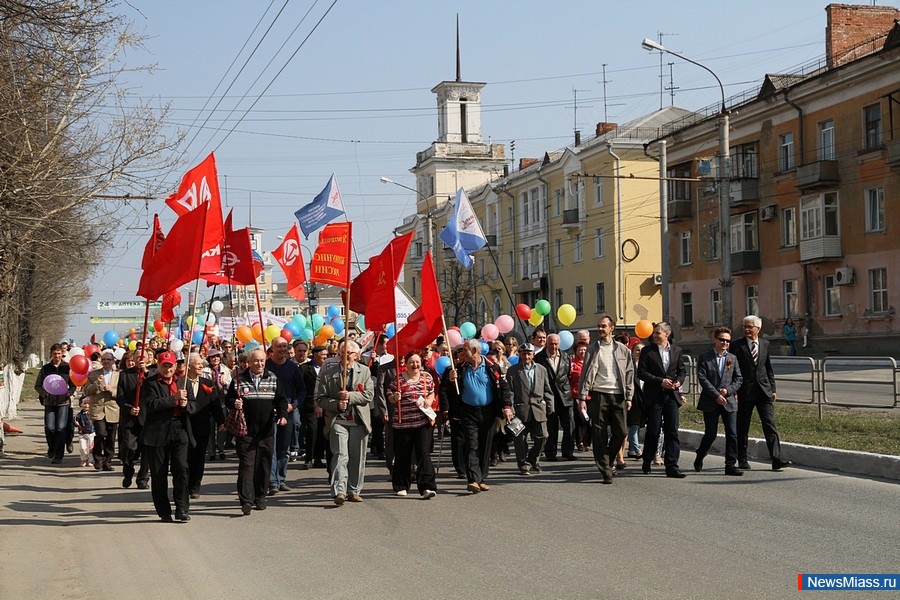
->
xmin=236 ymin=433 xmax=274 ymax=506
xmin=91 ymin=420 xmax=117 ymax=469
xmin=459 ymin=403 xmax=494 ymax=484
xmin=573 ymin=401 xmax=591 ymax=448
xmin=586 ymin=392 xmax=627 ymax=478
xmin=514 ymin=419 xmax=547 ymax=468
xmin=697 ymin=407 xmax=738 ymax=467
xmin=207 ymin=416 xmax=225 ymax=457
xmin=188 ymin=433 xmax=210 ymax=494
xmin=370 ymin=415 xmax=386 ymax=457
xmin=119 ymin=417 xmax=149 ymax=485
xmin=737 ymin=393 xmax=782 ymax=463
xmin=301 ymin=410 xmax=327 ymax=463
xmin=642 ymin=392 xmax=681 ymax=472
xmin=449 ymin=418 xmax=464 ymax=476
xmin=143 ymin=421 xmax=190 ymax=519
xmin=392 ymin=425 xmax=436 ymax=494
xmin=545 ymin=403 xmax=575 ymax=458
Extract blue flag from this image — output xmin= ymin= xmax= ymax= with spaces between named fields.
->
xmin=294 ymin=173 xmax=345 ymax=239
xmin=438 ymin=187 xmax=487 ymax=270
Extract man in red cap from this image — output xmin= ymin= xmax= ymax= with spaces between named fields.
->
xmin=140 ymin=350 xmax=196 ymax=522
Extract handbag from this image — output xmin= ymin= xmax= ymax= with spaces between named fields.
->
xmin=224 ymin=407 xmax=248 ymax=437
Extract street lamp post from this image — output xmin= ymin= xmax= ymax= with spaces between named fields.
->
xmin=641 ymin=38 xmax=732 ymax=330
xmin=380 ymin=176 xmax=434 ymax=256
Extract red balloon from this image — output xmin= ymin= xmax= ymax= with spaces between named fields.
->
xmin=70 ymin=372 xmax=89 ymax=387
xmin=280 ymin=328 xmax=293 ymax=343
xmin=153 ymin=319 xmax=164 ymax=332
xmin=515 ymin=303 xmax=532 ymax=320
xmin=69 ymin=354 xmax=91 ymax=376
xmin=83 ymin=344 xmax=99 ymax=358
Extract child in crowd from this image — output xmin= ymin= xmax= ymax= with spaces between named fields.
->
xmin=75 ymin=400 xmax=95 ymax=468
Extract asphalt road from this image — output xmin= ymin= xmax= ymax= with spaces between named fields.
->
xmin=1 ymin=402 xmax=898 ymax=600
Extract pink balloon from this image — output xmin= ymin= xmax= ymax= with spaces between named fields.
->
xmin=446 ymin=329 xmax=463 ymax=348
xmin=481 ymin=324 xmax=499 ymax=342
xmin=494 ymin=314 xmax=515 ymax=334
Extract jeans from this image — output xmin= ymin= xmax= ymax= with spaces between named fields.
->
xmin=269 ymin=417 xmax=291 ymax=487
xmin=627 ymin=425 xmax=641 ymax=454
xmin=44 ymin=404 xmax=69 ymax=460
xmin=329 ymin=420 xmax=368 ymax=496
xmin=289 ymin=409 xmax=301 ymax=455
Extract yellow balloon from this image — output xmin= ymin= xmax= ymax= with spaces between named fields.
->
xmin=528 ymin=311 xmax=544 ymax=327
xmin=184 ymin=316 xmax=195 ymax=328
xmin=265 ymin=324 xmax=281 ymax=343
xmin=557 ymin=303 xmax=576 ymax=327
xmin=128 ymin=340 xmax=137 ymax=351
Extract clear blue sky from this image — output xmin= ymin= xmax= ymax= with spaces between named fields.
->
xmin=67 ymin=0 xmax=853 ymax=342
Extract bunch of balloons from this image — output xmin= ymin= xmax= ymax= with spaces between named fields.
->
xmin=66 ymin=350 xmax=93 ymax=388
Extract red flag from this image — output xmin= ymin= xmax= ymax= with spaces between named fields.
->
xmin=349 ymin=231 xmax=413 ymax=332
xmin=387 ymin=252 xmax=443 ymax=357
xmin=160 ymin=289 xmax=182 ymax=323
xmin=309 ymin=222 xmax=352 ymax=288
xmin=202 ymin=210 xmax=260 ymax=286
xmin=141 ymin=214 xmax=165 ymax=270
xmin=165 ymin=152 xmax=225 ymax=276
xmin=272 ymin=223 xmax=307 ymax=300
xmin=137 ymin=203 xmax=209 ymax=300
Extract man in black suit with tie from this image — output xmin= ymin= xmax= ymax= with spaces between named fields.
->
xmin=186 ymin=352 xmax=224 ymax=499
xmin=637 ymin=322 xmax=686 ymax=478
xmin=535 ymin=333 xmax=574 ymax=461
xmin=732 ymin=315 xmax=792 ymax=472
xmin=695 ymin=327 xmax=744 ymax=475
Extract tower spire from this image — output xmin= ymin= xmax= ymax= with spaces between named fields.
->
xmin=455 ymin=14 xmax=461 ymax=82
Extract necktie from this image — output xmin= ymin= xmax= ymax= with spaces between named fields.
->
xmin=751 ymin=341 xmax=759 ymax=364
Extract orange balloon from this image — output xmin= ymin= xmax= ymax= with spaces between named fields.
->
xmin=251 ymin=323 xmax=264 ymax=343
xmin=318 ymin=324 xmax=335 ymax=340
xmin=236 ymin=325 xmax=253 ymax=343
xmin=635 ymin=319 xmax=654 ymax=338
xmin=70 ymin=372 xmax=89 ymax=387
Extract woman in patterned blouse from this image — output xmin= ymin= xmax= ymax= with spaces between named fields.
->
xmin=388 ymin=351 xmax=437 ymax=499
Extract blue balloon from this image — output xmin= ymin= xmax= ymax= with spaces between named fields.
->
xmin=326 ymin=304 xmax=341 ymax=318
xmin=357 ymin=315 xmax=366 ymax=331
xmin=460 ymin=321 xmax=477 ymax=339
xmin=292 ymin=313 xmax=307 ymax=329
xmin=311 ymin=313 xmax=325 ymax=331
xmin=558 ymin=330 xmax=574 ymax=351
xmin=386 ymin=323 xmax=395 ymax=339
xmin=191 ymin=330 xmax=204 ymax=345
xmin=102 ymin=330 xmax=119 ymax=347
xmin=331 ymin=317 xmax=345 ymax=335
xmin=435 ymin=356 xmax=452 ymax=375
xmin=480 ymin=341 xmax=490 ymax=355
xmin=300 ymin=328 xmax=314 ymax=341
xmin=508 ymin=355 xmax=519 ymax=366
xmin=284 ymin=322 xmax=301 ymax=337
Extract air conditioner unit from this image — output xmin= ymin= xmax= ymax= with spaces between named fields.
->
xmin=760 ymin=205 xmax=776 ymax=221
xmin=835 ymin=267 xmax=855 ymax=286
xmin=652 ymin=273 xmax=663 ymax=286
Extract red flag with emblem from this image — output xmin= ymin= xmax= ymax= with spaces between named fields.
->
xmin=202 ymin=209 xmax=259 ymax=286
xmin=309 ymin=222 xmax=352 ymax=288
xmin=272 ymin=223 xmax=307 ymax=301
xmin=137 ymin=203 xmax=210 ymax=300
xmin=387 ymin=252 xmax=443 ymax=356
xmin=349 ymin=231 xmax=413 ymax=332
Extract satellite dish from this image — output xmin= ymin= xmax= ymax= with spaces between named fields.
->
xmin=272 ymin=284 xmax=279 ymax=292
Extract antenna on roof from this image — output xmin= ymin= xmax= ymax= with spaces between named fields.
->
xmin=456 ymin=14 xmax=461 ymax=82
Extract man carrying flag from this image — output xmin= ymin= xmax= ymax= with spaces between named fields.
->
xmin=439 ymin=187 xmax=487 ymax=269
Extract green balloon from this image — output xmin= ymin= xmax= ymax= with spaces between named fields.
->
xmin=535 ymin=299 xmax=551 ymax=316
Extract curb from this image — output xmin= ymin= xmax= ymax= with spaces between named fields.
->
xmin=680 ymin=428 xmax=900 ymax=483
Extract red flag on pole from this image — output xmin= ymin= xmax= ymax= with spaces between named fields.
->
xmin=349 ymin=231 xmax=413 ymax=332
xmin=272 ymin=223 xmax=307 ymax=301
xmin=387 ymin=252 xmax=443 ymax=356
xmin=309 ymin=222 xmax=352 ymax=288
xmin=141 ymin=214 xmax=165 ymax=270
xmin=137 ymin=203 xmax=210 ymax=300
xmin=202 ymin=210 xmax=260 ymax=286
xmin=160 ymin=289 xmax=182 ymax=323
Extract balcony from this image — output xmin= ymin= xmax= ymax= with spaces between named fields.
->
xmin=795 ymin=160 xmax=839 ymax=190
xmin=729 ymin=178 xmax=759 ymax=206
xmin=485 ymin=234 xmax=500 ymax=248
xmin=799 ymin=235 xmax=842 ymax=262
xmin=731 ymin=250 xmax=761 ymax=273
xmin=667 ymin=199 xmax=692 ymax=221
xmin=886 ymin=138 xmax=900 ymax=168
xmin=562 ymin=208 xmax=581 ymax=231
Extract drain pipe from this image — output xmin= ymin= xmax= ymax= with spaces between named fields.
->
xmin=784 ymin=88 xmax=805 ymax=167
xmin=606 ymin=142 xmax=625 ymax=324
xmin=537 ymin=169 xmax=554 ymax=331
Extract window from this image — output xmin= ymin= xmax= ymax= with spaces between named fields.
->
xmin=575 ymin=285 xmax=584 ymax=314
xmin=506 ymin=206 xmax=513 ymax=232
xmin=745 ymin=284 xmax=759 ymax=317
xmin=259 ymin=290 xmax=267 ymax=301
xmin=870 ymin=268 xmax=888 ymax=313
xmin=413 ymin=240 xmax=423 ymax=258
xmin=667 ymin=163 xmax=691 ymax=202
xmin=865 ymin=187 xmax=884 ymax=232
xmin=679 ymin=231 xmax=692 ymax=265
xmin=595 ymin=283 xmax=605 ymax=313
xmin=730 ymin=142 xmax=758 ymax=178
xmin=593 ymin=176 xmax=604 ymax=206
xmin=800 ymin=192 xmax=839 ymax=240
xmin=257 ymin=270 xmax=266 ymax=284
xmin=479 ymin=259 xmax=485 ymax=279
xmin=711 ymin=289 xmax=723 ymax=325
xmin=531 ymin=187 xmax=543 ymax=227
xmin=411 ymin=277 xmax=417 ymax=297
xmin=824 ymin=275 xmax=841 ymax=316
xmin=779 ymin=132 xmax=795 ymax=172
xmin=273 ymin=307 xmax=286 ymax=317
xmin=783 ymin=279 xmax=799 ymax=318
xmin=555 ymin=288 xmax=564 ymax=309
xmin=864 ymin=104 xmax=882 ymax=150
xmin=818 ymin=119 xmax=835 ymax=161
xmin=554 ymin=188 xmax=563 ymax=217
xmin=681 ymin=292 xmax=693 ymax=327
xmin=554 ymin=239 xmax=562 ymax=266
xmin=707 ymin=223 xmax=720 ymax=260
xmin=595 ymin=228 xmax=604 ymax=258
xmin=507 ymin=251 xmax=514 ymax=277
xmin=781 ymin=207 xmax=797 ymax=247
xmin=574 ymin=233 xmax=582 ymax=262
xmin=493 ymin=298 xmax=502 ymax=322
xmin=730 ymin=212 xmax=758 ymax=253
xmin=566 ymin=177 xmax=583 ymax=211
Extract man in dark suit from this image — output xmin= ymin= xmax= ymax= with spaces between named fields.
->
xmin=116 ymin=351 xmax=150 ymax=489
xmin=695 ymin=327 xmax=744 ymax=475
xmin=185 ymin=352 xmax=224 ymax=499
xmin=732 ymin=315 xmax=792 ymax=472
xmin=535 ymin=333 xmax=574 ymax=461
xmin=300 ymin=345 xmax=328 ymax=469
xmin=508 ymin=343 xmax=553 ymax=475
xmin=637 ymin=321 xmax=687 ymax=478
xmin=140 ymin=350 xmax=196 ymax=522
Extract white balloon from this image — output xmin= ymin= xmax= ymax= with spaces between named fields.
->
xmin=211 ymin=300 xmax=225 ymax=314
xmin=205 ymin=314 xmax=216 ymax=326
xmin=113 ymin=347 xmax=126 ymax=360
xmin=169 ymin=339 xmax=184 ymax=352
xmin=68 ymin=348 xmax=85 ymax=357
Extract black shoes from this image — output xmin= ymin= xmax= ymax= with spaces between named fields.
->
xmin=666 ymin=470 xmax=687 ymax=479
xmin=738 ymin=461 xmax=752 ymax=470
xmin=267 ymin=486 xmax=278 ymax=496
xmin=137 ymin=481 xmax=149 ymax=490
xmin=772 ymin=459 xmax=793 ymax=471
xmin=278 ymin=483 xmax=290 ymax=492
xmin=254 ymin=501 xmax=267 ymax=511
xmin=601 ymin=475 xmax=613 ymax=484
xmin=189 ymin=492 xmax=200 ymax=500
xmin=641 ymin=461 xmax=651 ymax=474
xmin=122 ymin=476 xmax=133 ymax=489
xmin=241 ymin=503 xmax=252 ymax=515
xmin=160 ymin=515 xmax=174 ymax=522
xmin=561 ymin=455 xmax=577 ymax=461
xmin=694 ymin=455 xmax=704 ymax=472
xmin=725 ymin=467 xmax=744 ymax=476
xmin=176 ymin=513 xmax=191 ymax=522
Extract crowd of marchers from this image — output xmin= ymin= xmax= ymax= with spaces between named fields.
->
xmin=32 ymin=313 xmax=791 ymax=521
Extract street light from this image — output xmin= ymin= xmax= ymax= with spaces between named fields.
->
xmin=380 ymin=176 xmax=434 ymax=256
xmin=641 ymin=38 xmax=732 ymax=330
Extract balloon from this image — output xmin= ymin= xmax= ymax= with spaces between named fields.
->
xmin=191 ymin=330 xmax=204 ymax=345
xmin=318 ymin=324 xmax=335 ymax=340
xmin=326 ymin=304 xmax=341 ymax=318
xmin=83 ymin=344 xmax=99 ymax=358
xmin=292 ymin=313 xmax=308 ymax=329
xmin=185 ymin=316 xmax=195 ymax=328
xmin=528 ymin=312 xmax=544 ymax=326
xmin=205 ymin=314 xmax=217 ymax=326
xmin=264 ymin=324 xmax=281 ymax=343
xmin=68 ymin=347 xmax=85 ymax=357
xmin=494 ymin=315 xmax=515 ymax=334
xmin=42 ymin=374 xmax=68 ymax=396
xmin=243 ymin=341 xmax=260 ymax=353
xmin=446 ymin=329 xmax=463 ymax=348
xmin=128 ymin=328 xmax=136 ymax=335
xmin=434 ymin=356 xmax=452 ymax=375
xmin=635 ymin=319 xmax=654 ymax=338
xmin=386 ymin=323 xmax=395 ymax=339
xmin=300 ymin=328 xmax=314 ymax=342
xmin=480 ymin=341 xmax=490 ymax=355
xmin=558 ymin=330 xmax=574 ymax=351
xmin=251 ymin=323 xmax=264 ymax=343
xmin=128 ymin=340 xmax=137 ymax=351
xmin=557 ymin=304 xmax=577 ymax=327
xmin=508 ymin=355 xmax=519 ymax=366
xmin=69 ymin=354 xmax=91 ymax=376
xmin=331 ymin=317 xmax=345 ymax=335
xmin=169 ymin=339 xmax=184 ymax=352
xmin=460 ymin=321 xmax=477 ymax=339
xmin=515 ymin=304 xmax=532 ymax=320
xmin=311 ymin=313 xmax=325 ymax=331
xmin=236 ymin=325 xmax=253 ymax=343
xmin=158 ymin=327 xmax=168 ymax=338
xmin=70 ymin=372 xmax=88 ymax=387
xmin=284 ymin=322 xmax=301 ymax=337
xmin=280 ymin=328 xmax=293 ymax=343
xmin=211 ymin=300 xmax=225 ymax=313
xmin=356 ymin=315 xmax=365 ymax=331
xmin=481 ymin=323 xmax=499 ymax=342
xmin=153 ymin=319 xmax=164 ymax=332
xmin=113 ymin=347 xmax=125 ymax=360
xmin=534 ymin=299 xmax=551 ymax=316
xmin=195 ymin=314 xmax=206 ymax=327
xmin=314 ymin=333 xmax=330 ymax=347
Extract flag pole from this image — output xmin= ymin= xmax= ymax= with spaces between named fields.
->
xmin=252 ymin=277 xmax=267 ymax=354
xmin=182 ymin=274 xmax=203 ymax=390
xmin=341 ymin=286 xmax=351 ymax=391
xmin=481 ymin=240 xmax=530 ymax=342
xmin=134 ymin=298 xmax=152 ymax=409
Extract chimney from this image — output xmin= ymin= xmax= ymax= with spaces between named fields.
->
xmin=825 ymin=3 xmax=900 ymax=69
xmin=596 ymin=122 xmax=618 ymax=136
xmin=519 ymin=157 xmax=540 ymax=170
xmin=574 ymin=130 xmax=581 ymax=146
